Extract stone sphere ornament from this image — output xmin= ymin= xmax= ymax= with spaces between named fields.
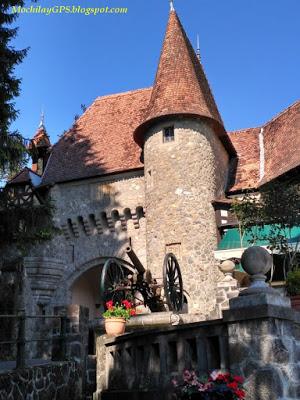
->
xmin=241 ymin=246 xmax=272 ymax=276
xmin=220 ymin=260 xmax=235 ymax=275
xmin=241 ymin=246 xmax=274 ymax=294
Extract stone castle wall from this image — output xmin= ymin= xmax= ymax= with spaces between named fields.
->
xmin=143 ymin=118 xmax=229 ymax=314
xmin=24 ymin=171 xmax=147 ymax=311
xmin=14 ymin=119 xmax=229 ymax=317
xmin=0 ymin=361 xmax=82 ymax=400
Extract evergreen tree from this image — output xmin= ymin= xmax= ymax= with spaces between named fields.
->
xmin=0 ymin=0 xmax=28 ymax=178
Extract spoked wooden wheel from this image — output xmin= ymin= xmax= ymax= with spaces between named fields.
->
xmin=163 ymin=253 xmax=183 ymax=312
xmin=100 ymin=259 xmax=127 ymax=306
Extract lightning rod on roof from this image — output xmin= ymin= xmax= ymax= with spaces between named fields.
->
xmin=39 ymin=109 xmax=45 ymax=129
xmin=170 ymin=0 xmax=175 ymax=12
xmin=196 ymin=34 xmax=201 ymax=62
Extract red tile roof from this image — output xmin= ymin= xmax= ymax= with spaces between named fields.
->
xmin=39 ymin=10 xmax=299 ymax=191
xmin=41 ymin=87 xmax=299 ymax=190
xmin=29 ymin=126 xmax=51 ymax=149
xmin=134 ymin=11 xmax=235 ymax=155
xmin=42 ymin=88 xmax=151 ymax=185
xmin=228 ymin=127 xmax=260 ymax=192
xmin=262 ymin=101 xmax=300 ymax=184
xmin=228 ymin=100 xmax=300 ymax=193
xmin=8 ymin=167 xmax=40 ymax=185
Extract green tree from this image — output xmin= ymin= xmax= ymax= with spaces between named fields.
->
xmin=232 ymin=180 xmax=300 ymax=277
xmin=0 ymin=0 xmax=29 ymax=179
xmin=0 ymin=1 xmax=59 ymax=259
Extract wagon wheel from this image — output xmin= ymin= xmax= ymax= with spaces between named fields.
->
xmin=163 ymin=253 xmax=183 ymax=312
xmin=100 ymin=259 xmax=128 ymax=306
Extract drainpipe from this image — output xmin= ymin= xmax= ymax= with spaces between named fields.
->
xmin=259 ymin=127 xmax=265 ymax=181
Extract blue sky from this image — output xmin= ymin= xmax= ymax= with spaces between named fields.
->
xmin=11 ymin=0 xmax=300 ymax=145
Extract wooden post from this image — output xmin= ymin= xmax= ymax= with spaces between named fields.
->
xmin=16 ymin=311 xmax=26 ymax=369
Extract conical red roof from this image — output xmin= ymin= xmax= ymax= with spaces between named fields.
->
xmin=134 ymin=11 xmax=235 ymax=155
xmin=29 ymin=126 xmax=51 ymax=150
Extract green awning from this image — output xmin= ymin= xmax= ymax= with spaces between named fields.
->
xmin=218 ymin=225 xmax=300 ymax=251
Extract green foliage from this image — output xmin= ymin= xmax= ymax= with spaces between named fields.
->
xmin=0 ymin=189 xmax=60 ymax=254
xmin=0 ymin=0 xmax=31 ymax=178
xmin=232 ymin=180 xmax=300 ymax=273
xmin=103 ymin=300 xmax=136 ymax=320
xmin=286 ymin=269 xmax=300 ymax=296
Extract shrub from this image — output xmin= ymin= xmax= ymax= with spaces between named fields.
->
xmin=286 ymin=269 xmax=300 ymax=296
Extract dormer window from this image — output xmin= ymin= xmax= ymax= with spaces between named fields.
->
xmin=163 ymin=126 xmax=174 ymax=142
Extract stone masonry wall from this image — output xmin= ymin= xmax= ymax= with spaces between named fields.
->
xmin=143 ymin=118 xmax=229 ymax=314
xmin=25 ymin=171 xmax=146 ymax=310
xmin=228 ymin=317 xmax=300 ymax=400
xmin=95 ymin=306 xmax=300 ymax=400
xmin=0 ymin=361 xmax=82 ymax=400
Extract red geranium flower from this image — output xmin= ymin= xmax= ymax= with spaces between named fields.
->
xmin=130 ymin=309 xmax=136 ymax=316
xmin=233 ymin=375 xmax=244 ymax=384
xmin=216 ymin=373 xmax=229 ymax=382
xmin=227 ymin=381 xmax=238 ymax=390
xmin=235 ymin=389 xmax=246 ymax=399
xmin=122 ymin=300 xmax=132 ymax=309
xmin=106 ymin=300 xmax=113 ymax=309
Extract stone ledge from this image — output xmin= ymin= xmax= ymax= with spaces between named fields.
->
xmin=103 ymin=317 xmax=225 ymax=346
xmin=223 ymin=304 xmax=300 ymax=323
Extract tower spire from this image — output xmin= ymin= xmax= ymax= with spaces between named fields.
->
xmin=134 ymin=10 xmax=236 ymax=155
xmin=169 ymin=0 xmax=175 ymax=12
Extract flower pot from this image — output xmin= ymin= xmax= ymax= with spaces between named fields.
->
xmin=104 ymin=317 xmax=126 ymax=336
xmin=291 ymin=295 xmax=300 ymax=311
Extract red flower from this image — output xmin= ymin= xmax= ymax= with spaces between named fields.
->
xmin=106 ymin=300 xmax=113 ymax=309
xmin=227 ymin=381 xmax=238 ymax=390
xmin=216 ymin=373 xmax=229 ymax=382
xmin=122 ymin=300 xmax=132 ymax=309
xmin=130 ymin=309 xmax=136 ymax=316
xmin=233 ymin=375 xmax=244 ymax=384
xmin=235 ymin=389 xmax=245 ymax=399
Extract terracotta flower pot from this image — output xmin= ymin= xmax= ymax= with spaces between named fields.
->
xmin=104 ymin=317 xmax=126 ymax=337
xmin=291 ymin=295 xmax=300 ymax=311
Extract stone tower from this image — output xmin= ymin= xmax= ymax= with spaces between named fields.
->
xmin=134 ymin=10 xmax=235 ymax=314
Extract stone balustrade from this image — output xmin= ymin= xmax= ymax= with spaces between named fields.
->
xmin=93 ymin=247 xmax=300 ymax=400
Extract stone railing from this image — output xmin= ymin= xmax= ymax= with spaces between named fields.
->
xmin=94 ymin=247 xmax=300 ymax=400
xmin=94 ymin=319 xmax=228 ymax=399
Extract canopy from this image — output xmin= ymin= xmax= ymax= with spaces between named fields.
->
xmin=218 ymin=225 xmax=300 ymax=251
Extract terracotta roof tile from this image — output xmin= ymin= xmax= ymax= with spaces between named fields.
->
xmin=228 ymin=127 xmax=260 ymax=192
xmin=8 ymin=167 xmax=40 ymax=185
xmin=29 ymin=126 xmax=51 ymax=149
xmin=228 ymin=100 xmax=300 ymax=193
xmin=262 ymin=100 xmax=300 ymax=184
xmin=134 ymin=11 xmax=235 ymax=155
xmin=42 ymin=88 xmax=151 ymax=185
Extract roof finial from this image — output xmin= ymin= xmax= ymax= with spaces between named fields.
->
xmin=39 ymin=109 xmax=45 ymax=129
xmin=170 ymin=0 xmax=175 ymax=12
xmin=196 ymin=34 xmax=201 ymax=62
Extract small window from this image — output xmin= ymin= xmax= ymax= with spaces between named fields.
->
xmin=163 ymin=126 xmax=174 ymax=142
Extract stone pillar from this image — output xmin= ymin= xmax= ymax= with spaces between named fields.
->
xmin=216 ymin=260 xmax=240 ymax=316
xmin=224 ymin=246 xmax=300 ymax=400
xmin=143 ymin=118 xmax=229 ymax=314
xmin=93 ymin=332 xmax=107 ymax=400
xmin=52 ymin=305 xmax=89 ymax=397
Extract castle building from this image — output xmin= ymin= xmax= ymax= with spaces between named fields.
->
xmin=4 ymin=8 xmax=300 ymax=319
